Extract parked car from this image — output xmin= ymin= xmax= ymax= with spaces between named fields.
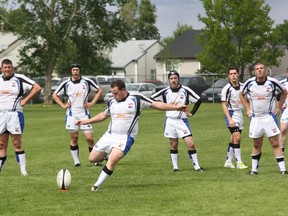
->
xmin=153 ymin=76 xmax=211 ymax=96
xmin=142 ymin=79 xmax=163 ymax=86
xmin=96 ymin=75 xmax=131 ymax=101
xmin=103 ymin=83 xmax=156 ymax=103
xmin=201 ymin=78 xmax=229 ymax=102
xmin=272 ymin=74 xmax=286 ymax=81
xmin=29 ymin=76 xmax=61 ymax=103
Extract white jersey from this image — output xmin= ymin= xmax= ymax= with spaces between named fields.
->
xmin=280 ymin=78 xmax=288 ymax=107
xmin=151 ymin=85 xmax=200 ymax=119
xmin=221 ymin=82 xmax=243 ymax=111
xmin=242 ymin=76 xmax=284 ymax=118
xmin=0 ymin=73 xmax=35 ymax=112
xmin=54 ymin=76 xmax=100 ymax=117
xmin=104 ymin=92 xmax=153 ymax=138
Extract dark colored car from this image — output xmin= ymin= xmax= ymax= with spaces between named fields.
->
xmin=201 ymin=78 xmax=229 ymax=103
xmin=153 ymin=76 xmax=211 ymax=96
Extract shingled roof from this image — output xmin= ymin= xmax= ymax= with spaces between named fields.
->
xmin=155 ymin=29 xmax=202 ymax=59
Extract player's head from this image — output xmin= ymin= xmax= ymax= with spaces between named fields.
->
xmin=70 ymin=63 xmax=81 ymax=71
xmin=168 ymin=70 xmax=180 ymax=88
xmin=168 ymin=70 xmax=179 ymax=79
xmin=70 ymin=63 xmax=81 ymax=80
xmin=1 ymin=59 xmax=14 ymax=78
xmin=227 ymin=67 xmax=239 ymax=75
xmin=110 ymin=80 xmax=127 ymax=101
xmin=227 ymin=67 xmax=240 ymax=82
xmin=1 ymin=58 xmax=13 ymax=67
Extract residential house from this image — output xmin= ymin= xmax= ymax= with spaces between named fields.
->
xmin=155 ymin=29 xmax=202 ymax=82
xmin=155 ymin=29 xmax=288 ymax=82
xmin=108 ymin=39 xmax=162 ymax=83
xmin=0 ymin=32 xmax=26 ymax=69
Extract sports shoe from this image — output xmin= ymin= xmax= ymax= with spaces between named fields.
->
xmin=21 ymin=171 xmax=28 ymax=176
xmin=281 ymin=170 xmax=288 ymax=175
xmin=224 ymin=162 xmax=235 ymax=169
xmin=173 ymin=168 xmax=179 ymax=172
xmin=237 ymin=162 xmax=248 ymax=169
xmin=94 ymin=162 xmax=102 ymax=166
xmin=91 ymin=185 xmax=99 ymax=192
xmin=75 ymin=163 xmax=81 ymax=167
xmin=247 ymin=171 xmax=258 ymax=175
xmin=195 ymin=167 xmax=204 ymax=172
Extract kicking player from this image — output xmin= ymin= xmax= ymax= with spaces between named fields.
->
xmin=0 ymin=58 xmax=41 ymax=176
xmin=52 ymin=63 xmax=102 ymax=167
xmin=240 ymin=62 xmax=288 ymax=175
xmin=221 ymin=67 xmax=247 ymax=169
xmin=76 ymin=80 xmax=187 ymax=191
xmin=151 ymin=70 xmax=203 ymax=172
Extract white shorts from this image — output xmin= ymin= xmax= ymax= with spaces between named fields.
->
xmin=65 ymin=115 xmax=93 ymax=132
xmin=224 ymin=110 xmax=244 ymax=130
xmin=164 ymin=118 xmax=192 ymax=138
xmin=249 ymin=114 xmax=280 ymax=138
xmin=93 ymin=132 xmax=134 ymax=155
xmin=0 ymin=111 xmax=24 ymax=134
xmin=280 ymin=108 xmax=288 ymax=123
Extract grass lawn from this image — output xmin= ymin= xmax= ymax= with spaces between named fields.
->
xmin=0 ymin=103 xmax=288 ymax=216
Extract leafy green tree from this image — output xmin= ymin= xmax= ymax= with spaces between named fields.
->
xmin=120 ymin=0 xmax=138 ymax=39
xmin=2 ymin=0 xmax=129 ymax=104
xmin=197 ymin=0 xmax=284 ymax=78
xmin=134 ymin=0 xmax=159 ymax=40
xmin=162 ymin=23 xmax=192 ymax=46
xmin=272 ymin=20 xmax=288 ymax=46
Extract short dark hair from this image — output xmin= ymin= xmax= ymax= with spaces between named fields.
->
xmin=110 ymin=80 xmax=126 ymax=90
xmin=227 ymin=67 xmax=239 ymax=74
xmin=1 ymin=59 xmax=13 ymax=66
xmin=168 ymin=70 xmax=179 ymax=79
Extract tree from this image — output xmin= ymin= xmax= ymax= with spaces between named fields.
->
xmin=120 ymin=0 xmax=138 ymax=39
xmin=2 ymin=0 xmax=129 ymax=104
xmin=272 ymin=20 xmax=288 ymax=46
xmin=161 ymin=23 xmax=193 ymax=46
xmin=197 ymin=0 xmax=284 ymax=78
xmin=134 ymin=0 xmax=159 ymax=40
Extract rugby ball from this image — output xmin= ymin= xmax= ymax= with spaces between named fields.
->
xmin=56 ymin=169 xmax=72 ymax=190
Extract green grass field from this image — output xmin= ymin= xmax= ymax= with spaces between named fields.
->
xmin=1 ymin=103 xmax=288 ymax=216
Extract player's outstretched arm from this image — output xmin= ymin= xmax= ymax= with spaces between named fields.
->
xmin=76 ymin=112 xmax=109 ymax=125
xmin=151 ymin=101 xmax=187 ymax=111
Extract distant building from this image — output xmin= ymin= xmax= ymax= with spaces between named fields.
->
xmin=107 ymin=39 xmax=163 ymax=83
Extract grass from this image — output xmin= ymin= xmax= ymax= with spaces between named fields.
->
xmin=1 ymin=103 xmax=288 ymax=216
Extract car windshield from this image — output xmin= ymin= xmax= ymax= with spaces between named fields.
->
xmin=212 ymin=79 xmax=229 ymax=88
xmin=126 ymin=84 xmax=140 ymax=91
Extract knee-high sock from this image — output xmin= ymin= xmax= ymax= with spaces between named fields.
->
xmin=70 ymin=145 xmax=80 ymax=165
xmin=94 ymin=165 xmax=113 ymax=187
xmin=225 ymin=143 xmax=234 ymax=163
xmin=276 ymin=156 xmax=286 ymax=172
xmin=232 ymin=143 xmax=243 ymax=164
xmin=15 ymin=151 xmax=26 ymax=172
xmin=251 ymin=153 xmax=261 ymax=172
xmin=170 ymin=149 xmax=178 ymax=170
xmin=188 ymin=150 xmax=200 ymax=170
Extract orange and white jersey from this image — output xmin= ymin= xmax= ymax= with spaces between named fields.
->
xmin=0 ymin=73 xmax=35 ymax=112
xmin=104 ymin=92 xmax=153 ymax=138
xmin=242 ymin=76 xmax=284 ymax=118
xmin=221 ymin=82 xmax=243 ymax=112
xmin=54 ymin=76 xmax=100 ymax=117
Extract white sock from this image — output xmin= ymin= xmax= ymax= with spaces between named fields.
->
xmin=70 ymin=145 xmax=80 ymax=165
xmin=170 ymin=150 xmax=178 ymax=170
xmin=16 ymin=152 xmax=26 ymax=173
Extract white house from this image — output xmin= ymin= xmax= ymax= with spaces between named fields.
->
xmin=107 ymin=39 xmax=163 ymax=83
